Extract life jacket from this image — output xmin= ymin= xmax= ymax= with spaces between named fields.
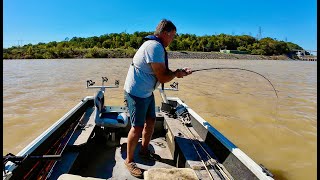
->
xmin=142 ymin=35 xmax=168 ymax=90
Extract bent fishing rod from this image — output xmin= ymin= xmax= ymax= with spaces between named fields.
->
xmin=189 ymin=67 xmax=278 ymax=99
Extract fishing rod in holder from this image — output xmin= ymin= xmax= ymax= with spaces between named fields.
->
xmin=158 ymin=82 xmax=179 ymax=104
xmin=3 ymin=153 xmax=61 ymax=176
xmin=86 ymin=77 xmax=120 ymax=89
xmin=170 ymin=82 xmax=179 ymax=89
xmin=102 ymin=77 xmax=108 ymax=86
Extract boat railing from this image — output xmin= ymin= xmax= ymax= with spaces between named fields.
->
xmin=158 ymin=82 xmax=179 ymax=103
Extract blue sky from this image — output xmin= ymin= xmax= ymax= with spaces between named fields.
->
xmin=4 ymin=0 xmax=317 ymax=52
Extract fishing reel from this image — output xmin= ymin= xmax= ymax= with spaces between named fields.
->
xmin=159 ymin=82 xmax=179 ymax=91
xmin=87 ymin=80 xmax=95 ymax=87
xmin=102 ymin=77 xmax=108 ymax=84
xmin=170 ymin=82 xmax=179 ymax=90
xmin=158 ymin=82 xmax=179 ymax=104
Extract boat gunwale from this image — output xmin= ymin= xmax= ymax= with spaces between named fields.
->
xmin=167 ymin=96 xmax=274 ymax=180
xmin=4 ymin=96 xmax=94 ymax=174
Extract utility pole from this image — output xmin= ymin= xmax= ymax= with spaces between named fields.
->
xmin=17 ymin=40 xmax=23 ymax=47
xmin=257 ymin=26 xmax=262 ymax=40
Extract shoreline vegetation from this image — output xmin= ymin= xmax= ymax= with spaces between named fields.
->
xmin=2 ymin=49 xmax=292 ymax=60
xmin=3 ymin=50 xmax=291 ymax=60
xmin=3 ymin=31 xmax=306 ymax=60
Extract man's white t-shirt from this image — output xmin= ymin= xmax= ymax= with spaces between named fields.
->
xmin=124 ymin=40 xmax=165 ymax=98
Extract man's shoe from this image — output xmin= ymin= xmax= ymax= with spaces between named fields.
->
xmin=124 ymin=161 xmax=143 ymax=178
xmin=139 ymin=150 xmax=161 ymax=161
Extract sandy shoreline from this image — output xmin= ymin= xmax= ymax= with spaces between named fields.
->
xmin=168 ymin=51 xmax=291 ymax=60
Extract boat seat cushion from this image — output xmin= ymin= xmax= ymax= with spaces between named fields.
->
xmin=95 ymin=111 xmax=128 ymax=128
xmin=100 ymin=112 xmax=125 ymax=124
xmin=144 ymin=167 xmax=198 ymax=180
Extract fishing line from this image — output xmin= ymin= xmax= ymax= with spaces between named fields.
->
xmin=191 ymin=67 xmax=279 ymax=122
xmin=192 ymin=67 xmax=278 ymax=99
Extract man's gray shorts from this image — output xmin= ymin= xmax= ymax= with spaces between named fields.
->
xmin=124 ymin=91 xmax=156 ymax=127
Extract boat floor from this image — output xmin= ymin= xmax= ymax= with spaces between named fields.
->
xmin=67 ymin=136 xmax=175 ymax=179
xmin=53 ymin=108 xmax=226 ymax=180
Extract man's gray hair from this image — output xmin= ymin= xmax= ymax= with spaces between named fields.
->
xmin=154 ymin=19 xmax=177 ymax=35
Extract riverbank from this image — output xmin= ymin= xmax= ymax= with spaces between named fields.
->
xmin=168 ymin=51 xmax=291 ymax=60
xmin=4 ymin=47 xmax=292 ymax=60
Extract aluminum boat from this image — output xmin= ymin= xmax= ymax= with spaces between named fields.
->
xmin=3 ymin=77 xmax=274 ymax=180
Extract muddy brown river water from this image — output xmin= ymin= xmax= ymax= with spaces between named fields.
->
xmin=3 ymin=59 xmax=316 ymax=180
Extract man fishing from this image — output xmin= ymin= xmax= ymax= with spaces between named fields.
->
xmin=123 ymin=19 xmax=192 ymax=178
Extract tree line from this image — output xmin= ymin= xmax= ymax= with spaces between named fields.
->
xmin=3 ymin=31 xmax=304 ymax=59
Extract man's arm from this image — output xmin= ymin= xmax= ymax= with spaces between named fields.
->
xmin=150 ymin=63 xmax=191 ymax=83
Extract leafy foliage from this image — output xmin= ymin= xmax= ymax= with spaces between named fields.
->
xmin=3 ymin=32 xmax=302 ymax=59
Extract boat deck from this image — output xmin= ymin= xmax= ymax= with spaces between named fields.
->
xmin=61 ymin=136 xmax=175 ymax=179
xmin=51 ymin=109 xmax=226 ymax=180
